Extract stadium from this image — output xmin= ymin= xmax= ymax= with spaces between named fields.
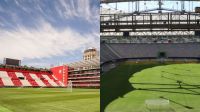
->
xmin=0 ymin=0 xmax=100 ymax=112
xmin=100 ymin=0 xmax=200 ymax=112
xmin=0 ymin=48 xmax=100 ymax=112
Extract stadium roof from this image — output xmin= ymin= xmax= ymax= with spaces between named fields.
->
xmin=67 ymin=57 xmax=100 ymax=69
xmin=101 ymin=0 xmax=200 ymax=3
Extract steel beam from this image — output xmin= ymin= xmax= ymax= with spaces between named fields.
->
xmin=101 ymin=0 xmax=200 ymax=4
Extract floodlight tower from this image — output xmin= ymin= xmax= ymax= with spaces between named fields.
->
xmin=135 ymin=1 xmax=139 ymax=13
xmin=181 ymin=1 xmax=185 ymax=12
xmin=158 ymin=0 xmax=163 ymax=9
xmin=158 ymin=0 xmax=163 ymax=13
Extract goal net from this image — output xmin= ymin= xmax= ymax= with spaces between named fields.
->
xmin=67 ymin=80 xmax=73 ymax=92
xmin=145 ymin=99 xmax=172 ymax=112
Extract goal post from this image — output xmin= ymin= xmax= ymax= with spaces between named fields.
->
xmin=67 ymin=80 xmax=73 ymax=92
xmin=18 ymin=85 xmax=24 ymax=89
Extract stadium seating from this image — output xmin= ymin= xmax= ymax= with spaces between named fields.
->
xmin=68 ymin=69 xmax=100 ymax=88
xmin=101 ymin=36 xmax=200 ymax=43
xmin=47 ymin=75 xmax=62 ymax=86
xmin=0 ymin=78 xmax=4 ymax=87
xmin=66 ymin=57 xmax=100 ymax=88
xmin=0 ymin=69 xmax=62 ymax=87
xmin=101 ymin=43 xmax=121 ymax=62
xmin=22 ymin=73 xmax=39 ymax=87
xmin=101 ymin=43 xmax=200 ymax=63
xmin=15 ymin=72 xmax=32 ymax=86
xmin=7 ymin=72 xmax=22 ymax=86
xmin=35 ymin=73 xmax=52 ymax=87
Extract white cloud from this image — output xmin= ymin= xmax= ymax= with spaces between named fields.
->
xmin=0 ymin=0 xmax=99 ymax=67
xmin=0 ymin=21 xmax=99 ymax=60
xmin=24 ymin=62 xmax=51 ymax=68
xmin=57 ymin=0 xmax=99 ymax=24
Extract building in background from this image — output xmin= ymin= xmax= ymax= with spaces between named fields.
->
xmin=83 ymin=48 xmax=99 ymax=61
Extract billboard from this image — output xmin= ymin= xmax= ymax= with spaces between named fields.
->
xmin=3 ymin=58 xmax=21 ymax=66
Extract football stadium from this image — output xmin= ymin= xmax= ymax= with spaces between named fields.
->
xmin=0 ymin=0 xmax=100 ymax=112
xmin=100 ymin=0 xmax=200 ymax=112
xmin=0 ymin=48 xmax=100 ymax=112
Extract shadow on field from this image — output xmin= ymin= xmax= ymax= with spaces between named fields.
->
xmin=101 ymin=62 xmax=161 ymax=112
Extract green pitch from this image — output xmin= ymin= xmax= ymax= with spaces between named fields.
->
xmin=101 ymin=62 xmax=200 ymax=112
xmin=0 ymin=88 xmax=99 ymax=112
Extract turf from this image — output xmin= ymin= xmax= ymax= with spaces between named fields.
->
xmin=102 ymin=62 xmax=200 ymax=112
xmin=0 ymin=88 xmax=100 ymax=112
xmin=101 ymin=62 xmax=162 ymax=112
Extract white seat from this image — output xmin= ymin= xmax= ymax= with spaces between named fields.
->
xmin=42 ymin=75 xmax=58 ymax=86
xmin=15 ymin=72 xmax=31 ymax=86
xmin=0 ymin=71 xmax=14 ymax=86
xmin=29 ymin=73 xmax=46 ymax=87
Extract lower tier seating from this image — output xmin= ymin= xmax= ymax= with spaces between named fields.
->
xmin=101 ymin=43 xmax=200 ymax=63
xmin=0 ymin=70 xmax=62 ymax=87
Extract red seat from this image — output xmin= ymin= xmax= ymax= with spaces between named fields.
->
xmin=7 ymin=72 xmax=22 ymax=86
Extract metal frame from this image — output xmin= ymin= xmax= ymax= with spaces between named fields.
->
xmin=101 ymin=0 xmax=200 ymax=4
xmin=101 ymin=12 xmax=200 ymax=34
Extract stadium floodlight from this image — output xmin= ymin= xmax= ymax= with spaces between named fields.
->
xmin=67 ymin=80 xmax=73 ymax=92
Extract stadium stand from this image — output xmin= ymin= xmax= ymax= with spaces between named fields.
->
xmin=101 ymin=36 xmax=200 ymax=44
xmin=65 ymin=48 xmax=100 ymax=88
xmin=100 ymin=0 xmax=200 ymax=66
xmin=0 ymin=64 xmax=62 ymax=87
xmin=101 ymin=42 xmax=200 ymax=63
xmin=101 ymin=42 xmax=120 ymax=62
xmin=50 ymin=48 xmax=100 ymax=88
xmin=68 ymin=57 xmax=100 ymax=88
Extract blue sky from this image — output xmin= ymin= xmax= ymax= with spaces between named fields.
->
xmin=0 ymin=0 xmax=99 ymax=68
xmin=102 ymin=1 xmax=200 ymax=12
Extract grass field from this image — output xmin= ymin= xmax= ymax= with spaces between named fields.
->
xmin=0 ymin=88 xmax=99 ymax=112
xmin=101 ymin=62 xmax=200 ymax=112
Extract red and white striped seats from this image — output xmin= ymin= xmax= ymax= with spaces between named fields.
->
xmin=0 ymin=70 xmax=62 ymax=87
